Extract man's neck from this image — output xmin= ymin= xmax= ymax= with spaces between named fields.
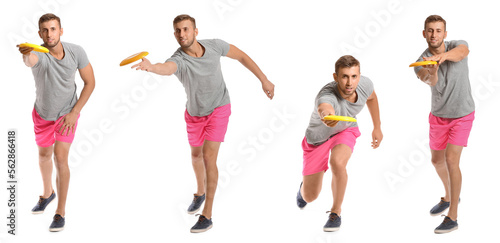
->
xmin=48 ymin=42 xmax=64 ymax=60
xmin=182 ymin=40 xmax=204 ymax=57
xmin=429 ymin=42 xmax=446 ymax=56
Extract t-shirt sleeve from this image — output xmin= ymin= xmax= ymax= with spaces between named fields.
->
xmin=213 ymin=39 xmax=230 ymax=56
xmin=315 ymin=84 xmax=339 ymax=114
xmin=449 ymin=40 xmax=468 ymax=49
xmin=359 ymin=76 xmax=374 ymax=98
xmin=32 ymin=51 xmax=47 ymax=69
xmin=166 ymin=50 xmax=184 ymax=75
xmin=76 ymin=46 xmax=89 ymax=69
xmin=413 ymin=53 xmax=426 ymax=75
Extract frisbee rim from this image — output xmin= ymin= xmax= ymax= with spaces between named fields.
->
xmin=19 ymin=43 xmax=49 ymax=53
xmin=323 ymin=115 xmax=357 ymax=122
xmin=120 ymin=51 xmax=149 ymax=66
xmin=409 ymin=60 xmax=438 ymax=67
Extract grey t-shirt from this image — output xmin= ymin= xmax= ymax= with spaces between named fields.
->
xmin=31 ymin=42 xmax=89 ymax=121
xmin=166 ymin=39 xmax=231 ymax=117
xmin=414 ymin=40 xmax=475 ymax=118
xmin=305 ymin=76 xmax=374 ymax=145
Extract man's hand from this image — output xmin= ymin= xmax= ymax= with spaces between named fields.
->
xmin=17 ymin=43 xmax=38 ymax=67
xmin=424 ymin=53 xmax=447 ymax=65
xmin=371 ymin=127 xmax=383 ymax=149
xmin=131 ymin=58 xmax=153 ymax=72
xmin=318 ymin=103 xmax=337 ymax=127
xmin=261 ymin=79 xmax=275 ymax=100
xmin=17 ymin=44 xmax=34 ymax=55
xmin=57 ymin=111 xmax=79 ymax=136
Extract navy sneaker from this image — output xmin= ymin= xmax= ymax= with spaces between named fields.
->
xmin=434 ymin=216 xmax=458 ymax=234
xmin=430 ymin=197 xmax=460 ymax=216
xmin=49 ymin=214 xmax=65 ymax=232
xmin=190 ymin=215 xmax=213 ymax=233
xmin=32 ymin=191 xmax=56 ymax=214
xmin=323 ymin=212 xmax=341 ymax=232
xmin=296 ymin=182 xmax=307 ymax=209
xmin=187 ymin=194 xmax=205 ymax=214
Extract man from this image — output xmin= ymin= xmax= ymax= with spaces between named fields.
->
xmin=296 ymin=55 xmax=382 ymax=232
xmin=131 ymin=14 xmax=274 ymax=233
xmin=413 ymin=15 xmax=474 ymax=234
xmin=17 ymin=13 xmax=95 ymax=232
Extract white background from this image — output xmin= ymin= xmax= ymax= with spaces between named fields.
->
xmin=1 ymin=0 xmax=499 ymax=242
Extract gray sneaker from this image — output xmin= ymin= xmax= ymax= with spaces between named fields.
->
xmin=296 ymin=182 xmax=307 ymax=209
xmin=190 ymin=215 xmax=213 ymax=233
xmin=187 ymin=194 xmax=205 ymax=214
xmin=434 ymin=216 xmax=458 ymax=234
xmin=49 ymin=214 xmax=65 ymax=232
xmin=323 ymin=212 xmax=341 ymax=232
xmin=430 ymin=197 xmax=460 ymax=216
xmin=32 ymin=191 xmax=56 ymax=214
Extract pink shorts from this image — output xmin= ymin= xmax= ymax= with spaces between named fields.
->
xmin=302 ymin=127 xmax=361 ymax=176
xmin=429 ymin=111 xmax=474 ymax=150
xmin=185 ymin=104 xmax=231 ymax=147
xmin=32 ymin=107 xmax=80 ymax=147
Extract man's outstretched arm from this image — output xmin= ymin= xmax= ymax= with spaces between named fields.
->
xmin=366 ymin=90 xmax=383 ymax=149
xmin=226 ymin=44 xmax=275 ymax=99
xmin=132 ymin=58 xmax=177 ymax=76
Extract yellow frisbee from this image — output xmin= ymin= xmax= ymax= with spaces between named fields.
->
xmin=409 ymin=60 xmax=437 ymax=67
xmin=323 ymin=115 xmax=357 ymax=122
xmin=120 ymin=51 xmax=149 ymax=66
xmin=19 ymin=43 xmax=49 ymax=53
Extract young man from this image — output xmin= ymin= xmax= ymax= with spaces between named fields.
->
xmin=413 ymin=15 xmax=474 ymax=234
xmin=17 ymin=13 xmax=95 ymax=232
xmin=131 ymin=14 xmax=274 ymax=233
xmin=296 ymin=55 xmax=382 ymax=232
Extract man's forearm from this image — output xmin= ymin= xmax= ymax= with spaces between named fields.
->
xmin=70 ymin=83 xmax=94 ymax=114
xmin=444 ymin=44 xmax=469 ymax=62
xmin=239 ymin=54 xmax=268 ymax=83
xmin=366 ymin=96 xmax=381 ymax=129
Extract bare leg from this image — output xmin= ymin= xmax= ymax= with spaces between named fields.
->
xmin=431 ymin=149 xmax=450 ymax=201
xmin=190 ymin=146 xmax=206 ymax=196
xmin=301 ymin=171 xmax=325 ymax=203
xmin=445 ymin=144 xmax=463 ymax=221
xmin=329 ymin=144 xmax=352 ymax=215
xmin=53 ymin=141 xmax=72 ymax=217
xmin=200 ymin=140 xmax=221 ymax=219
xmin=38 ymin=145 xmax=54 ymax=198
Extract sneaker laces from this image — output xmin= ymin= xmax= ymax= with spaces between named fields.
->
xmin=192 ymin=194 xmax=203 ymax=202
xmin=325 ymin=211 xmax=339 ymax=220
xmin=53 ymin=214 xmax=63 ymax=222
xmin=195 ymin=214 xmax=206 ymax=223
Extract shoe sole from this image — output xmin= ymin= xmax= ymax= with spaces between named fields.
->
xmin=430 ymin=208 xmax=448 ymax=216
xmin=430 ymin=199 xmax=461 ymax=216
xmin=434 ymin=225 xmax=458 ymax=234
xmin=187 ymin=209 xmax=200 ymax=215
xmin=49 ymin=227 xmax=64 ymax=232
xmin=323 ymin=227 xmax=340 ymax=232
xmin=32 ymin=195 xmax=55 ymax=215
xmin=190 ymin=225 xmax=213 ymax=233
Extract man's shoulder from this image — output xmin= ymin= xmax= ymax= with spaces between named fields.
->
xmin=62 ymin=42 xmax=84 ymax=51
xmin=446 ymin=40 xmax=469 ymax=50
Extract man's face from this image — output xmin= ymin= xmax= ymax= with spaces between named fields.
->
xmin=174 ymin=20 xmax=197 ymax=48
xmin=334 ymin=66 xmax=360 ymax=98
xmin=423 ymin=21 xmax=447 ymax=49
xmin=38 ymin=20 xmax=62 ymax=48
